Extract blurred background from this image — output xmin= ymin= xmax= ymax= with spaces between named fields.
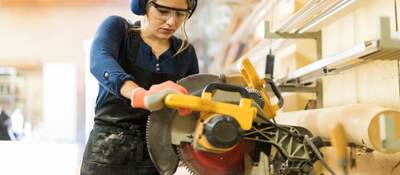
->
xmin=0 ymin=0 xmax=399 ymax=174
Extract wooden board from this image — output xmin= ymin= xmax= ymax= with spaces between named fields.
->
xmin=275 ymin=104 xmax=400 ymax=153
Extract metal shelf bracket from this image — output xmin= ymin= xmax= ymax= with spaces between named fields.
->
xmin=264 ymin=20 xmax=324 ymax=107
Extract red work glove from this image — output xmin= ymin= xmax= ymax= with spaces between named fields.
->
xmin=130 ymin=81 xmax=192 ymax=116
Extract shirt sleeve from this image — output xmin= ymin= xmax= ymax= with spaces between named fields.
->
xmin=90 ymin=16 xmax=134 ymax=98
xmin=185 ymin=44 xmax=200 ymax=76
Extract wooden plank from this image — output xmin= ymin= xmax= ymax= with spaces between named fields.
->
xmin=295 ymin=0 xmax=309 ymax=12
xmin=275 ymin=104 xmax=400 ymax=153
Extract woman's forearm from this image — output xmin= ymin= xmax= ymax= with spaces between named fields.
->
xmin=120 ymin=80 xmax=140 ymax=99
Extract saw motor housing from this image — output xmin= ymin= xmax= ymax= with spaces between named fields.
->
xmin=194 ymin=113 xmax=243 ymax=153
xmin=165 ymin=83 xmax=258 ymax=153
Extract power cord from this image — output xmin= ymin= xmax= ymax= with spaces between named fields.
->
xmin=305 ymin=135 xmax=337 ymax=175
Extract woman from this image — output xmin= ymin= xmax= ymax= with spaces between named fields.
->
xmin=81 ymin=0 xmax=199 ymax=174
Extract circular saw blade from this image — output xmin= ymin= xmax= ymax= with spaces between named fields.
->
xmin=146 ymin=107 xmax=178 ymax=175
xmin=146 ymin=74 xmax=221 ymax=175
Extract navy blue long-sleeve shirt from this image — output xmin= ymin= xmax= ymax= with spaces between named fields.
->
xmin=90 ymin=16 xmax=199 ymax=109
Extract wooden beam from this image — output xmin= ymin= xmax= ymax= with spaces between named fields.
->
xmin=275 ymin=104 xmax=400 ymax=153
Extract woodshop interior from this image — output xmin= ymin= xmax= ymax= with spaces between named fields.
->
xmin=0 ymin=0 xmax=399 ymax=174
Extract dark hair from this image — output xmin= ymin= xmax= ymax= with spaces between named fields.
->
xmin=129 ymin=0 xmax=194 ymax=56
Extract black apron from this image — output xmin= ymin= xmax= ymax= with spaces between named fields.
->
xmin=81 ymin=25 xmax=183 ymax=175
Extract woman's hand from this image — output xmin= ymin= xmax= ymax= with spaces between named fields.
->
xmin=130 ymin=81 xmax=192 ymax=116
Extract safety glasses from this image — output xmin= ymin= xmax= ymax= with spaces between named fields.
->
xmin=150 ymin=1 xmax=191 ymax=21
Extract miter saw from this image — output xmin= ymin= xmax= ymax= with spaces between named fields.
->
xmin=146 ymin=58 xmax=327 ymax=175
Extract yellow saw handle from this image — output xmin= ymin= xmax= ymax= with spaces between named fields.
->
xmin=164 ymin=93 xmax=257 ymax=131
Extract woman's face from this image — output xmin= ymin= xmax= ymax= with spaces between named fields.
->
xmin=146 ymin=0 xmax=190 ymax=40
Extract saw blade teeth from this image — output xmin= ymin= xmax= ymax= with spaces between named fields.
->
xmin=176 ymin=145 xmax=199 ymax=175
xmin=182 ymin=160 xmax=198 ymax=175
xmin=245 ymin=87 xmax=265 ymax=107
xmin=145 ymin=116 xmax=151 ymax=148
xmin=184 ymin=165 xmax=197 ymax=175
